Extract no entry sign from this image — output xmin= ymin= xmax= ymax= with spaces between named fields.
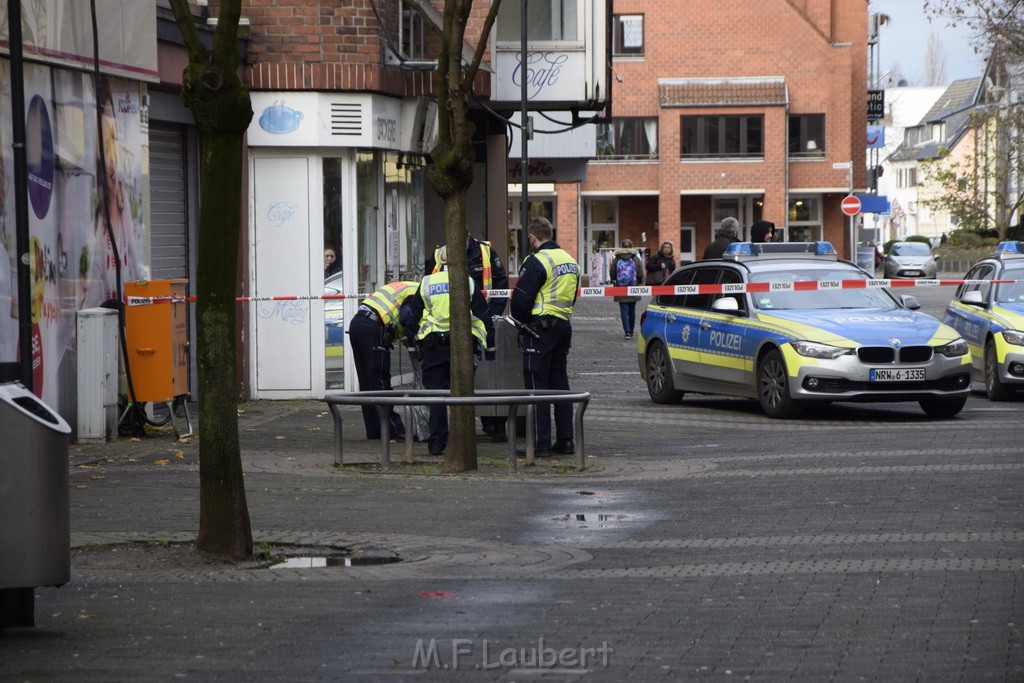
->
xmin=841 ymin=195 xmax=862 ymax=216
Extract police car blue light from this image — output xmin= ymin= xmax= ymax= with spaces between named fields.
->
xmin=638 ymin=250 xmax=972 ymax=419
xmin=994 ymin=241 xmax=1024 ymax=256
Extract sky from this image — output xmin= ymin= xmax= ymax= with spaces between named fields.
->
xmin=869 ymin=0 xmax=987 ymax=86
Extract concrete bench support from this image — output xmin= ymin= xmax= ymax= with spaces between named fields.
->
xmin=323 ymin=389 xmax=591 ymax=472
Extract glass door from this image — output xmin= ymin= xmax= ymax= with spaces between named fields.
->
xmin=583 ymin=198 xmax=617 ymax=284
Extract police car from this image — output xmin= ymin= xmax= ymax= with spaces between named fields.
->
xmin=942 ymin=241 xmax=1024 ymax=400
xmin=638 ymin=242 xmax=972 ymax=418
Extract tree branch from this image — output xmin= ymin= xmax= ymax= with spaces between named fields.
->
xmin=212 ymin=0 xmax=244 ymax=73
xmin=168 ymin=0 xmax=208 ymax=62
xmin=463 ymin=0 xmax=503 ymax=90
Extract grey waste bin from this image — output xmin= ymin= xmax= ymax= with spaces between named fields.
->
xmin=0 ymin=382 xmax=71 ymax=628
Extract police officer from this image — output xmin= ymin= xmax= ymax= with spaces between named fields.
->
xmin=510 ymin=216 xmax=580 ymax=456
xmin=403 ymin=247 xmax=494 ymax=455
xmin=432 ymin=234 xmax=510 ymax=439
xmin=349 ymin=280 xmax=418 ymax=440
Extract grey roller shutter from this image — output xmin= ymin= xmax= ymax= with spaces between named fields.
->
xmin=149 ymin=123 xmax=188 ymax=279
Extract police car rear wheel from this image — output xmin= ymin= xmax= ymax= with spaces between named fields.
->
xmin=646 ymin=341 xmax=683 ymax=404
xmin=985 ymin=338 xmax=1013 ymax=401
xmin=918 ymin=396 xmax=967 ymax=418
xmin=757 ymin=350 xmax=802 ymax=419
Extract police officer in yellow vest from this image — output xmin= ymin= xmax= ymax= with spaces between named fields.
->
xmin=510 ymin=216 xmax=580 ymax=456
xmin=403 ymin=247 xmax=494 ymax=455
xmin=349 ymin=280 xmax=418 ymax=440
xmin=432 ymin=233 xmax=510 ymax=439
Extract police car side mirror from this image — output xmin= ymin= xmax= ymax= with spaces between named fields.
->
xmin=900 ymin=295 xmax=921 ymax=310
xmin=960 ymin=290 xmax=985 ymax=306
xmin=711 ymin=297 xmax=740 ymax=314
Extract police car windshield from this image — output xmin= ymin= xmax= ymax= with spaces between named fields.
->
xmin=748 ymin=267 xmax=899 ymax=311
xmin=995 ymin=265 xmax=1024 ymax=304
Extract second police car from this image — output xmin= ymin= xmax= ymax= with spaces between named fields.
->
xmin=638 ymin=242 xmax=973 ymax=419
xmin=942 ymin=241 xmax=1024 ymax=400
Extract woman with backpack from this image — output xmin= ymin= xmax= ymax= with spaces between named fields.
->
xmin=609 ymin=239 xmax=644 ymax=339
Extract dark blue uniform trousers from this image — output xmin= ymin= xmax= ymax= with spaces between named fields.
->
xmin=349 ymin=314 xmax=404 ymax=439
xmin=418 ymin=336 xmax=451 ymax=454
xmin=521 ymin=319 xmax=573 ymax=450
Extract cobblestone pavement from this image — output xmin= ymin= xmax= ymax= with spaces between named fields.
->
xmin=2 ymin=297 xmax=1022 ymax=681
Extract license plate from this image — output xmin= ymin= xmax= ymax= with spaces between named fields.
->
xmin=870 ymin=368 xmax=925 ymax=382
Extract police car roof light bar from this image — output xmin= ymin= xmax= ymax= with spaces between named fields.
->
xmin=994 ymin=241 xmax=1024 ymax=258
xmin=723 ymin=242 xmax=838 ymax=261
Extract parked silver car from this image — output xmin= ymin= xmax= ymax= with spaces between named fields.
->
xmin=883 ymin=241 xmax=939 ymax=279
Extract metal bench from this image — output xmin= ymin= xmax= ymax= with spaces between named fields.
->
xmin=322 ymin=389 xmax=591 ymax=472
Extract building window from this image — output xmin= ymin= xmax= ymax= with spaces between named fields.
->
xmin=788 ymin=114 xmax=825 ymax=157
xmin=612 ymin=14 xmax=644 ymax=56
xmin=497 ymin=0 xmax=580 ymax=42
xmin=399 ymin=0 xmax=425 ymax=60
xmin=596 ymin=117 xmax=658 ymax=158
xmin=897 ymin=167 xmax=918 ymax=188
xmin=681 ymin=115 xmax=763 ymax=159
xmin=787 ymin=196 xmax=822 ymax=242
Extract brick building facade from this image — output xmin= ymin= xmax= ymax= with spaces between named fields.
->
xmin=560 ymin=0 xmax=868 ymax=280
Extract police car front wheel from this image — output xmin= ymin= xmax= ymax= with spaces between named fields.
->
xmin=757 ymin=349 xmax=803 ymax=419
xmin=646 ymin=341 xmax=683 ymax=404
xmin=985 ymin=338 xmax=1013 ymax=401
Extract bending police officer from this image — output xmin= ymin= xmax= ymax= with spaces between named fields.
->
xmin=510 ymin=216 xmax=580 ymax=456
xmin=349 ymin=280 xmax=418 ymax=440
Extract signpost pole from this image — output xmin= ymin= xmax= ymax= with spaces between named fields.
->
xmin=519 ymin=0 xmax=530 ymax=268
xmin=847 ymin=164 xmax=855 ymax=263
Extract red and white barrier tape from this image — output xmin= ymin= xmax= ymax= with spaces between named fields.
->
xmin=125 ymin=278 xmax=1023 ymax=307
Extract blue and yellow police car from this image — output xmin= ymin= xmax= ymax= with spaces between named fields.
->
xmin=942 ymin=241 xmax=1024 ymax=400
xmin=638 ymin=242 xmax=973 ymax=418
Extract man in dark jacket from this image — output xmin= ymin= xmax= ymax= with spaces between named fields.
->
xmin=703 ymin=217 xmax=741 ymax=259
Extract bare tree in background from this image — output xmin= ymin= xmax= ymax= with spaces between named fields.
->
xmin=923 ymin=32 xmax=948 ymax=86
xmin=924 ymin=0 xmax=1024 ymax=63
xmin=925 ymin=0 xmax=1024 ymax=238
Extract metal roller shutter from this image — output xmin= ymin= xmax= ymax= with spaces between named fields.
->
xmin=148 ymin=123 xmax=188 ymax=279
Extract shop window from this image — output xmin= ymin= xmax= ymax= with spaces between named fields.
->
xmin=787 ymin=196 xmax=822 ymax=242
xmin=788 ymin=114 xmax=825 ymax=157
xmin=681 ymin=115 xmax=763 ymax=159
xmin=612 ymin=14 xmax=643 ymax=56
xmin=596 ymin=117 xmax=658 ymax=158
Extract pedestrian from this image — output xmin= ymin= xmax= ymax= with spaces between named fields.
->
xmin=324 ymin=246 xmax=341 ymax=278
xmin=940 ymin=232 xmax=948 ymax=245
xmin=510 ymin=216 xmax=580 ymax=457
xmin=750 ymin=220 xmax=776 ymax=243
xmin=610 ymin=239 xmax=644 ymax=339
xmin=703 ymin=217 xmax=742 ymax=259
xmin=431 ymin=232 xmax=508 ymax=439
xmin=403 ymin=246 xmax=493 ymax=455
xmin=349 ymin=280 xmax=419 ymax=440
xmin=645 ymin=241 xmax=676 ymax=286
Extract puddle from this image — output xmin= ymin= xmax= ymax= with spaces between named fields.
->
xmin=555 ymin=513 xmax=630 ymax=523
xmin=270 ymin=554 xmax=401 ymax=569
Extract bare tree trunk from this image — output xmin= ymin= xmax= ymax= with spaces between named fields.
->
xmin=170 ymin=0 xmax=253 ymax=559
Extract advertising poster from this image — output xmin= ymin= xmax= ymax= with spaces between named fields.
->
xmin=1 ymin=59 xmax=146 ymax=410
